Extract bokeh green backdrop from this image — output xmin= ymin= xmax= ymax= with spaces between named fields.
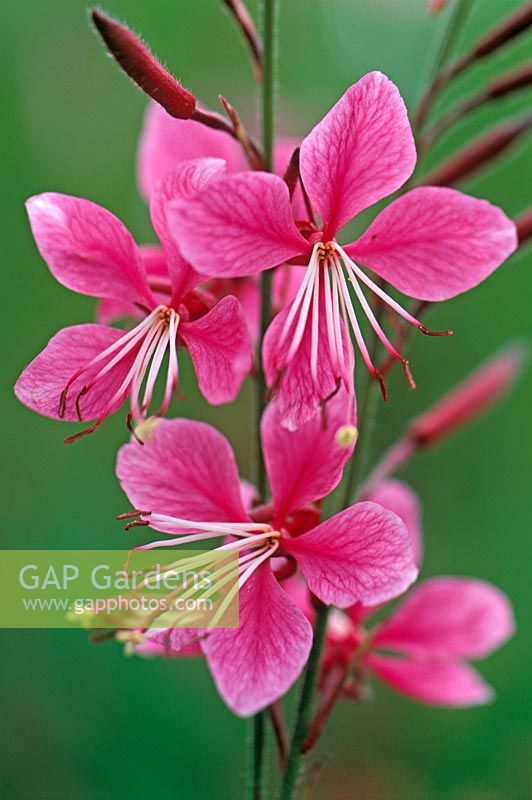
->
xmin=2 ymin=1 xmax=531 ymax=797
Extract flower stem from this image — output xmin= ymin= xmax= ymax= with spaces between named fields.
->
xmin=256 ymin=0 xmax=278 ymax=498
xmin=277 ymin=603 xmax=329 ymax=800
xmin=247 ymin=3 xmax=279 ymax=799
xmin=247 ymin=711 xmax=266 ymax=800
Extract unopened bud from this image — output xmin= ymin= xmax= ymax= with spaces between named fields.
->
xmin=471 ymin=3 xmax=532 ymax=61
xmin=336 ymin=425 xmax=359 ymax=448
xmin=427 ymin=0 xmax=448 ymax=13
xmin=91 ymin=10 xmax=196 ymax=119
xmin=515 ymin=209 xmax=532 ymax=247
xmin=421 ymin=116 xmax=532 ymax=187
xmin=409 ymin=344 xmax=527 ymax=446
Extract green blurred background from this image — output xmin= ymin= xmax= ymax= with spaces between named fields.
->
xmin=2 ymin=0 xmax=531 ymax=797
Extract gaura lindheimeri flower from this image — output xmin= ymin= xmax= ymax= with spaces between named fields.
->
xmin=15 ymin=159 xmax=253 ymax=443
xmin=313 ymin=481 xmax=514 ymax=708
xmin=168 ymin=71 xmax=518 ymax=429
xmin=136 ymin=101 xmax=307 ymax=342
xmin=115 ymin=392 xmax=418 ymax=716
xmin=321 ymin=576 xmax=514 ymax=708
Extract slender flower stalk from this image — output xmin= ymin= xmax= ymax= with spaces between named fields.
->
xmin=415 ymin=1 xmax=532 ymax=130
xmin=419 ymin=115 xmax=532 ymax=186
xmin=249 ymin=2 xmax=279 ymax=795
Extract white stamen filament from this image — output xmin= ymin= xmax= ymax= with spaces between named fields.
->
xmin=129 ymin=513 xmax=281 ymax=613
xmin=277 ymin=241 xmax=431 ymax=399
xmin=60 ymin=305 xmax=182 ymax=427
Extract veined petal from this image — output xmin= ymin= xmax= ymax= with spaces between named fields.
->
xmin=96 ymin=245 xmax=169 ymax=324
xmin=26 ymin=193 xmax=153 ymax=305
xmin=300 ymin=72 xmax=416 ymax=236
xmin=284 ymin=502 xmax=417 ymax=608
xmin=139 ymin=627 xmax=203 ymax=657
xmin=116 ymin=418 xmax=249 ymax=523
xmin=365 ymin=480 xmax=423 ymax=567
xmin=15 ymin=324 xmax=136 ymax=421
xmin=168 ymin=172 xmax=308 ymax=277
xmin=201 ymin=562 xmax=312 ymax=716
xmin=179 ymin=296 xmax=253 ymax=405
xmin=263 ymin=298 xmax=354 ymax=431
xmin=262 ymin=389 xmax=356 ymax=526
xmin=137 ymin=101 xmax=246 ymax=200
xmin=366 ymin=654 xmax=494 ymax=707
xmin=346 ymin=187 xmax=517 ymax=301
xmin=372 ymin=577 xmax=515 ymax=659
xmin=150 ymin=159 xmax=226 ymax=301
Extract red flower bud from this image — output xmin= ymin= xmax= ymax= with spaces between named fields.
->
xmin=91 ymin=10 xmax=196 ymax=119
xmin=409 ymin=345 xmax=527 ymax=446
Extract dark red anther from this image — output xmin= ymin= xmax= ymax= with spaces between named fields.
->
xmin=91 ymin=10 xmax=196 ymax=119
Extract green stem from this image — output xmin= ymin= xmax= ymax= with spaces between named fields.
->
xmin=278 ymin=604 xmax=329 ymax=800
xmin=256 ymin=0 xmax=278 ymax=500
xmin=248 ymin=2 xmax=279 ymax=798
xmin=247 ymin=711 xmax=266 ymax=800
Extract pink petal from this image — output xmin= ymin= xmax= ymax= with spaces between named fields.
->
xmin=373 ymin=577 xmax=515 ymax=659
xmin=365 ymin=480 xmax=423 ymax=567
xmin=240 ymin=480 xmax=258 ymax=511
xmin=168 ymin=172 xmax=308 ymax=277
xmin=346 ymin=187 xmax=517 ymax=301
xmin=274 ymin=136 xmax=307 ymax=219
xmin=179 ymin=295 xmax=253 ymax=404
xmin=15 ymin=324 xmax=136 ymax=421
xmin=138 ymin=628 xmax=202 ymax=657
xmin=137 ymin=101 xmax=246 ymax=201
xmin=205 ymin=276 xmax=260 ymax=344
xmin=116 ymin=418 xmax=249 ymax=522
xmin=150 ymin=160 xmax=226 ymax=300
xmin=272 ymin=265 xmax=306 ymax=312
xmin=262 ymin=389 xmax=356 ymax=526
xmin=284 ymin=501 xmax=417 ymax=608
xmin=26 ymin=193 xmax=153 ymax=305
xmin=263 ymin=298 xmax=354 ymax=430
xmin=201 ymin=563 xmax=312 ymax=716
xmin=300 ymin=72 xmax=416 ymax=236
xmin=366 ymin=655 xmax=494 ymax=707
xmin=95 ymin=245 xmax=170 ymax=324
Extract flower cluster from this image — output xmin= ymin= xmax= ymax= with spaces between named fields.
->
xmin=14 ymin=6 xmax=527 ymax=787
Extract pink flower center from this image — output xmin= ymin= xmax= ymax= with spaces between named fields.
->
xmin=59 ymin=305 xmax=180 ymax=440
xmin=278 ymin=242 xmax=451 ymax=400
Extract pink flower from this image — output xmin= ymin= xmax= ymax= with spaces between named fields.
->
xmin=115 ymin=393 xmax=418 ymax=716
xmin=15 ymin=159 xmax=253 ymax=442
xmin=317 ymin=483 xmax=514 ymax=708
xmin=136 ymin=101 xmax=306 ymax=342
xmin=168 ymin=72 xmax=517 ymax=429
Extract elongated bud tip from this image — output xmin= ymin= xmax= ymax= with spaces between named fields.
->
xmin=91 ymin=10 xmax=196 ymax=119
xmin=336 ymin=425 xmax=359 ymax=448
xmin=427 ymin=0 xmax=448 ymax=13
xmin=516 ymin=209 xmax=532 ymax=246
xmin=409 ymin=343 xmax=528 ymax=446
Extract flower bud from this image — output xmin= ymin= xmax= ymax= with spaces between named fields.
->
xmin=421 ymin=116 xmax=532 ymax=186
xmin=516 ymin=209 xmax=532 ymax=246
xmin=409 ymin=345 xmax=527 ymax=446
xmin=91 ymin=10 xmax=196 ymax=119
